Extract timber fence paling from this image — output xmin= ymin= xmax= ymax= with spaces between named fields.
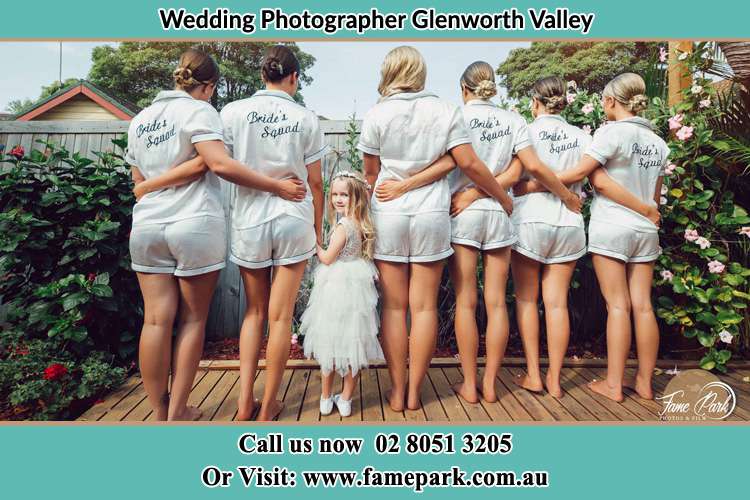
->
xmin=0 ymin=120 xmax=360 ymax=338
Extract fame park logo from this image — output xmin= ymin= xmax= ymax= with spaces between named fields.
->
xmin=657 ymin=369 xmax=736 ymax=421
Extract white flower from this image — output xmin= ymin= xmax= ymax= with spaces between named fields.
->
xmin=691 ymin=84 xmax=703 ymax=95
xmin=707 ymin=260 xmax=725 ymax=274
xmin=566 ymin=93 xmax=576 ymax=104
xmin=660 ymin=270 xmax=674 ymax=282
xmin=567 ymin=80 xmax=578 ymax=90
xmin=664 ymin=162 xmax=677 ymax=175
xmin=661 ymin=184 xmax=668 ymax=195
xmin=699 ymin=98 xmax=711 ymax=108
xmin=719 ymin=330 xmax=733 ymax=344
xmin=581 ymin=103 xmax=595 ymax=115
xmin=684 ymin=229 xmax=699 ymax=242
xmin=678 ymin=51 xmax=689 ymax=61
xmin=660 ymin=196 xmax=668 ymax=205
xmin=580 ymin=191 xmax=588 ymax=199
xmin=695 ymin=237 xmax=711 ymax=249
xmin=582 ymin=124 xmax=592 ymax=135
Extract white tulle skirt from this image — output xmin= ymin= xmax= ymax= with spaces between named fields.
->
xmin=301 ymin=258 xmax=384 ymax=377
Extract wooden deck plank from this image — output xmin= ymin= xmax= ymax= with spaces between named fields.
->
xmin=361 ymin=369 xmax=383 ymax=422
xmin=204 ymin=371 xmax=240 ymax=421
xmin=350 ymin=371 xmax=362 ymax=422
xmin=506 ymin=367 xmax=576 ymax=422
xmin=427 ymin=368 xmax=469 ymax=422
xmin=419 ymin=370 xmax=449 ymax=422
xmin=483 ymin=368 xmax=533 ymax=421
xmin=98 ymin=383 xmax=148 ymax=422
xmin=77 ymin=375 xmax=142 ymax=421
xmin=278 ymin=369 xmax=309 ymax=422
xmin=199 ymin=371 xmax=239 ymax=421
xmin=299 ymin=369 xmax=322 ymax=422
xmin=725 ymin=369 xmax=750 ymax=395
xmin=472 ymin=368 xmax=515 ymax=422
xmin=442 ymin=368 xmax=491 ymax=422
xmin=497 ymin=368 xmax=555 ymax=421
xmin=377 ymin=369 xmax=405 ymax=422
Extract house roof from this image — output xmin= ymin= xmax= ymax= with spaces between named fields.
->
xmin=14 ymin=80 xmax=140 ymax=121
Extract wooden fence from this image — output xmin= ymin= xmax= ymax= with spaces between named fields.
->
xmin=0 ymin=120 xmax=361 ymax=339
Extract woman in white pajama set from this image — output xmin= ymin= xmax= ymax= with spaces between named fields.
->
xmin=220 ymin=45 xmax=327 ymax=421
xmin=359 ymin=47 xmax=514 ymax=412
xmin=516 ymin=73 xmax=667 ymax=402
xmin=127 ymin=49 xmax=307 ymax=421
xmin=446 ymin=65 xmax=583 ymax=404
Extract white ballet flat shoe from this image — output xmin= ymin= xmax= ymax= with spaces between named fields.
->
xmin=333 ymin=394 xmax=352 ymax=417
xmin=320 ymin=396 xmax=334 ymax=416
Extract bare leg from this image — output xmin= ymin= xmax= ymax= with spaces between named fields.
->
xmin=236 ymin=266 xmax=271 ymax=421
xmin=342 ymin=370 xmax=357 ymax=401
xmin=589 ymin=254 xmax=631 ymax=402
xmin=626 ymin=262 xmax=658 ymax=400
xmin=377 ymin=260 xmax=409 ymax=412
xmin=321 ymin=371 xmax=334 ymax=399
xmin=257 ymin=260 xmax=306 ymax=421
xmin=510 ymin=251 xmax=544 ymax=392
xmin=407 ymin=260 xmax=444 ymax=410
xmin=540 ymin=261 xmax=576 ymax=398
xmin=136 ymin=273 xmax=179 ymax=421
xmin=168 ymin=270 xmax=219 ymax=421
xmin=448 ymin=245 xmax=480 ymax=404
xmin=482 ymin=247 xmax=511 ymax=403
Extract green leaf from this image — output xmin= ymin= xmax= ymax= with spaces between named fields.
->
xmin=697 ymin=331 xmax=715 ymax=347
xmin=716 ymin=311 xmax=744 ymax=325
xmin=732 ymin=290 xmax=750 ymax=301
xmin=93 ymin=273 xmax=110 ymax=286
xmin=62 ymin=292 xmax=89 ymax=311
xmin=716 ymin=350 xmax=732 ymax=364
xmin=670 ymin=188 xmax=684 ymax=198
xmin=692 ymin=288 xmax=709 ymax=304
xmin=90 ymin=284 xmax=113 ymax=298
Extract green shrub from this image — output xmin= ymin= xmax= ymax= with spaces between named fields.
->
xmin=0 ymin=138 xmax=138 ymax=418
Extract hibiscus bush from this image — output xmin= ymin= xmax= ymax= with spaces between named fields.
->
xmin=0 ymin=139 xmax=138 ymax=418
xmin=510 ymin=43 xmax=750 ymax=371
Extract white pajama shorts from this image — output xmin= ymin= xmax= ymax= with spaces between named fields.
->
xmin=513 ymin=222 xmax=587 ymax=264
xmin=230 ymin=215 xmax=315 ymax=269
xmin=451 ymin=209 xmax=516 ymax=251
xmin=372 ymin=211 xmax=453 ymax=263
xmin=130 ymin=215 xmax=227 ymax=276
xmin=588 ymin=220 xmax=661 ymax=263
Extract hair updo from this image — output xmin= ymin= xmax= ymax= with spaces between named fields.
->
xmin=261 ymin=45 xmax=301 ymax=83
xmin=603 ymin=73 xmax=649 ymax=114
xmin=460 ymin=61 xmax=497 ymax=100
xmin=173 ymin=49 xmax=220 ymax=91
xmin=531 ymin=76 xmax=567 ymax=113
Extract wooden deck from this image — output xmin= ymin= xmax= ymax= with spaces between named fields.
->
xmin=78 ymin=359 xmax=750 ymax=423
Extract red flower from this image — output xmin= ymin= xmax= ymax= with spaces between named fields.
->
xmin=43 ymin=363 xmax=68 ymax=381
xmin=87 ymin=273 xmax=96 ymax=283
xmin=13 ymin=347 xmax=29 ymax=356
xmin=9 ymin=145 xmax=24 ymax=160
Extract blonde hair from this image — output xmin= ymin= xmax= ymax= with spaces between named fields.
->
xmin=603 ymin=73 xmax=649 ymax=114
xmin=460 ymin=61 xmax=497 ymax=100
xmin=531 ymin=76 xmax=566 ymax=113
xmin=173 ymin=49 xmax=220 ymax=91
xmin=377 ymin=46 xmax=426 ymax=98
xmin=327 ymin=172 xmax=376 ymax=259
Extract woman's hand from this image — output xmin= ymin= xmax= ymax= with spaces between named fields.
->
xmin=562 ymin=192 xmax=583 ymax=214
xmin=274 ymin=177 xmax=307 ymax=201
xmin=513 ymin=179 xmax=544 ymax=197
xmin=374 ymin=179 xmax=408 ymax=202
xmin=450 ymin=189 xmax=479 ymax=217
xmin=645 ymin=205 xmax=661 ymax=227
xmin=133 ymin=183 xmax=149 ymax=201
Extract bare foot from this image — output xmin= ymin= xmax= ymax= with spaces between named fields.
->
xmin=545 ymin=372 xmax=563 ymax=399
xmin=236 ymin=398 xmax=260 ymax=421
xmin=623 ymin=374 xmax=654 ymax=400
xmin=588 ymin=379 xmax=624 ymax=403
xmin=385 ymin=389 xmax=405 ymax=412
xmin=169 ymin=405 xmax=202 ymax=421
xmin=452 ymin=382 xmax=479 ymax=404
xmin=513 ymin=373 xmax=544 ymax=394
xmin=480 ymin=376 xmax=498 ymax=403
xmin=256 ymin=400 xmax=284 ymax=421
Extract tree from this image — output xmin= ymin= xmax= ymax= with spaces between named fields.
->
xmin=5 ymin=78 xmax=81 ymax=114
xmin=88 ymin=42 xmax=315 ymax=110
xmin=497 ymin=42 xmax=657 ymax=98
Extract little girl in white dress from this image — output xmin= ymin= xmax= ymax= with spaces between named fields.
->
xmin=301 ymin=171 xmax=383 ymax=417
